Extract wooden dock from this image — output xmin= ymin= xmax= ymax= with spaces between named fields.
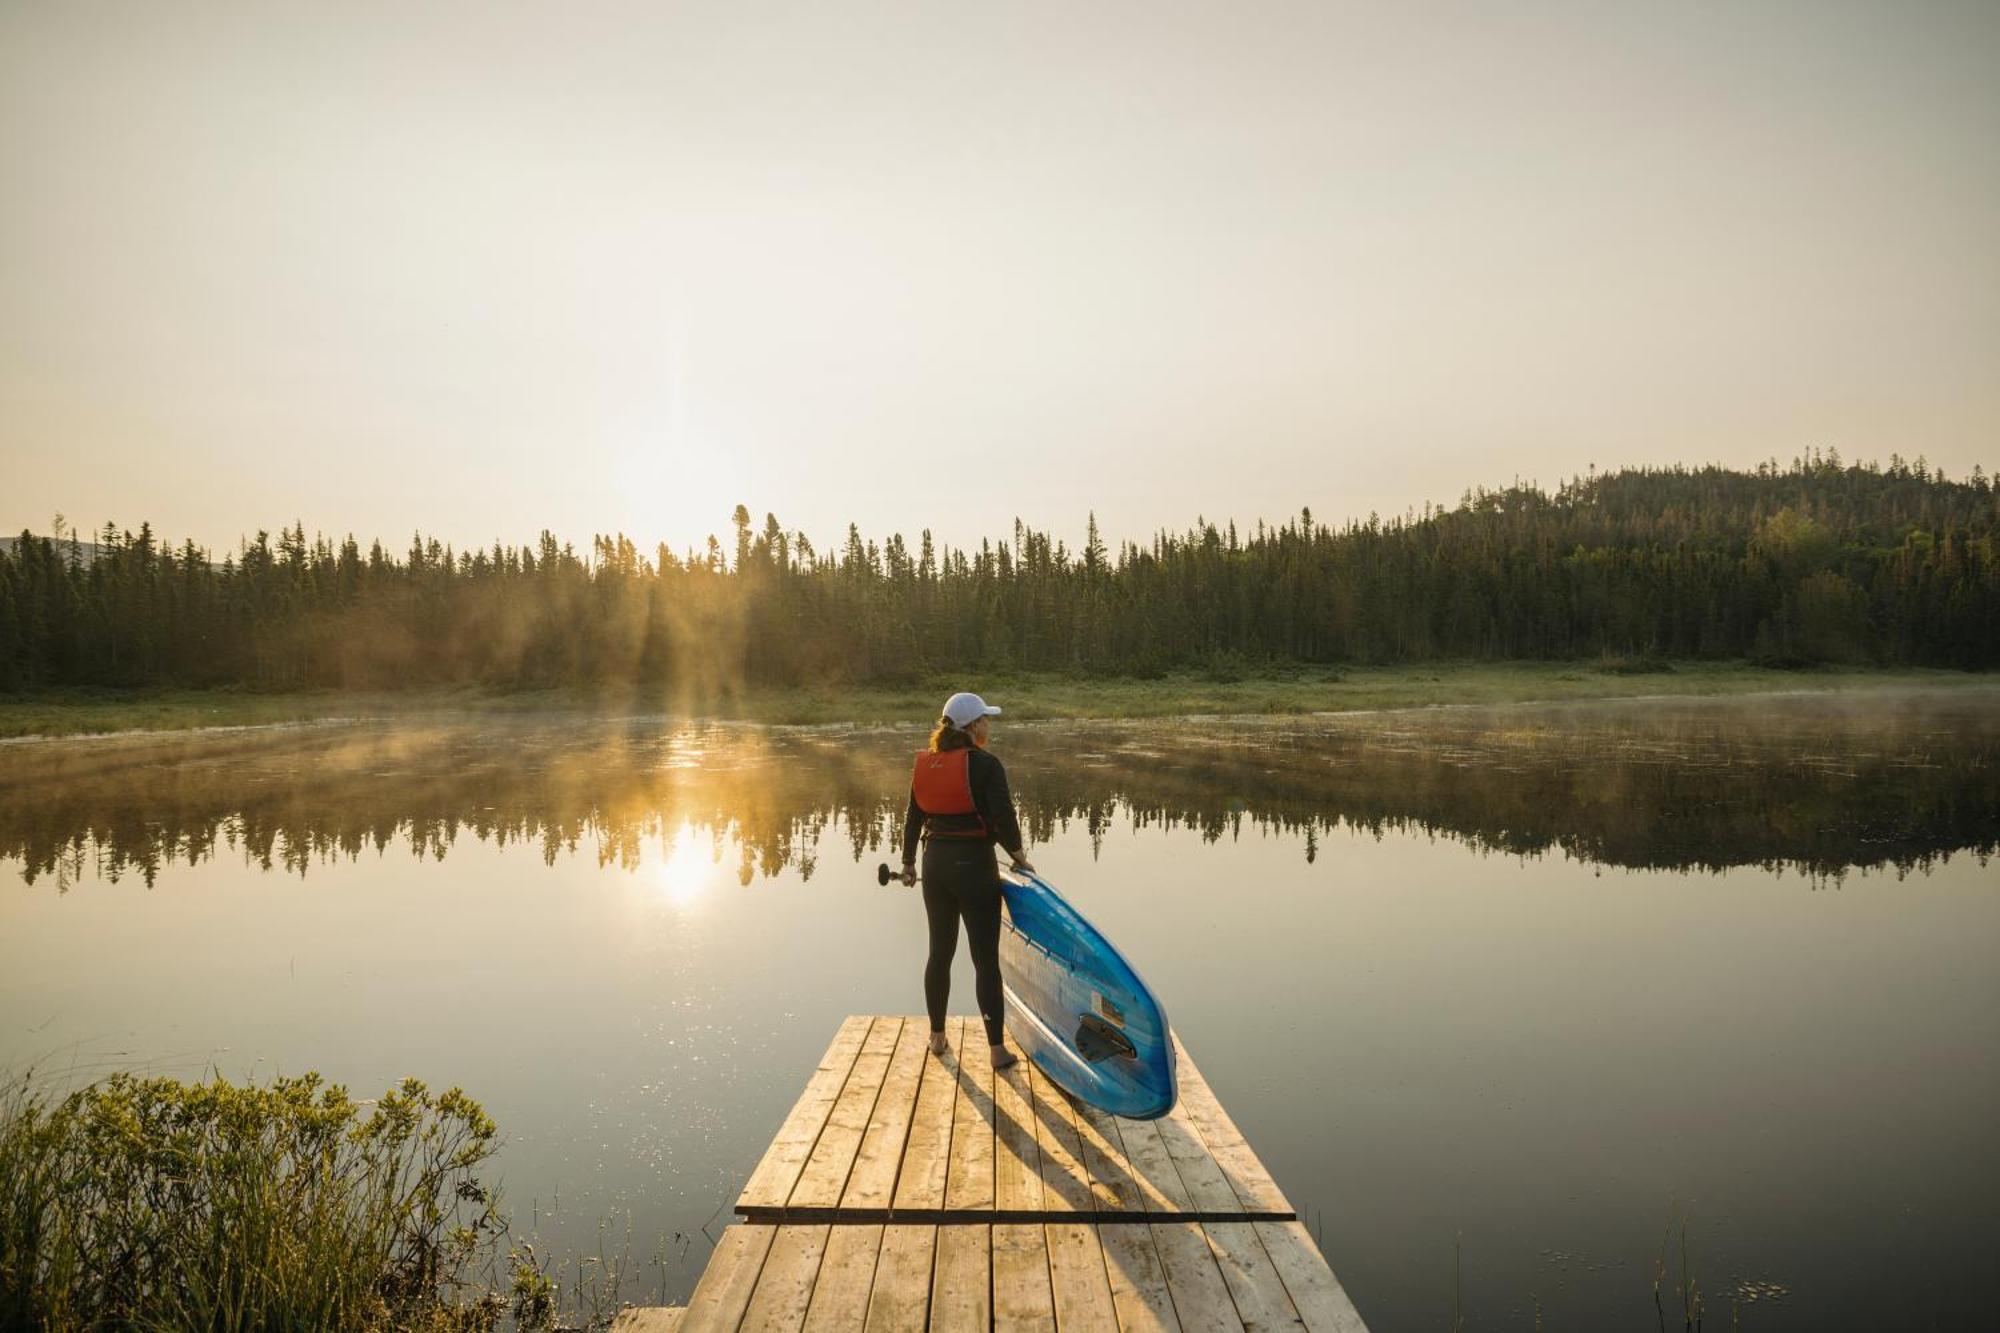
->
xmin=614 ymin=1016 xmax=1368 ymax=1332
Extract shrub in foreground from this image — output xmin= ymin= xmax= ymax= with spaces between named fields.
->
xmin=0 ymin=1070 xmax=506 ymax=1332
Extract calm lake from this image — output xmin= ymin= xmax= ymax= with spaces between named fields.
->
xmin=3 ymin=687 xmax=1997 ymax=1329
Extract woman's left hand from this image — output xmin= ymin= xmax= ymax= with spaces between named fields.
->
xmin=900 ymin=865 xmax=917 ymax=887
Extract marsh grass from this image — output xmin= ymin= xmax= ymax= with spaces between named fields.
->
xmin=0 ymin=1069 xmax=508 ymax=1332
xmin=1653 ymin=1201 xmax=1707 ymax=1332
xmin=2 ymin=662 xmax=1984 ymax=739
xmin=504 ymin=1218 xmax=678 ymax=1333
xmin=1439 ymin=1204 xmax=1765 ymax=1331
xmin=1453 ymin=1229 xmax=1465 ymax=1332
xmin=1596 ymin=652 xmax=1676 ymax=675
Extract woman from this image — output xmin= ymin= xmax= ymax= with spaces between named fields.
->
xmin=900 ymin=690 xmax=1034 ymax=1067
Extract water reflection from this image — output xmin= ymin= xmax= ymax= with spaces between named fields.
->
xmin=3 ymin=688 xmax=1996 ymax=890
xmin=3 ymin=688 xmax=1997 ymax=1329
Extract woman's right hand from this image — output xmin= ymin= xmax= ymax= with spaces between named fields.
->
xmin=900 ymin=865 xmax=917 ymax=887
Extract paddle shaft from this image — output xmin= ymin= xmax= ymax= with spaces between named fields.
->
xmin=875 ymin=858 xmax=1033 ymax=885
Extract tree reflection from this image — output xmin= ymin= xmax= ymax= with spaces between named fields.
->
xmin=2 ymin=691 xmax=1995 ymax=890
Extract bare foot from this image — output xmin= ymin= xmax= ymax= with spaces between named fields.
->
xmin=929 ymin=1031 xmax=949 ymax=1056
xmin=990 ymin=1045 xmax=1019 ymax=1071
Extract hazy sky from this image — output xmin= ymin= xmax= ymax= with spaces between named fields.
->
xmin=3 ymin=1 xmax=1995 ymax=559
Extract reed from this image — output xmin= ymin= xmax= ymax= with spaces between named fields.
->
xmin=1651 ymin=1200 xmax=1707 ymax=1332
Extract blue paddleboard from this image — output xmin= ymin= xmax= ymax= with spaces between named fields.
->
xmin=997 ymin=869 xmax=1177 ymax=1119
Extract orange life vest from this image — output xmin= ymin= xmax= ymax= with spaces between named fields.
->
xmin=911 ymin=748 xmax=989 ymax=839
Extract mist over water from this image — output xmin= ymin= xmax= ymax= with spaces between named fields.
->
xmin=3 ymin=689 xmax=1996 ymax=1328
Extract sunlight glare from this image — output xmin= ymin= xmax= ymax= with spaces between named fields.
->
xmin=652 ymin=822 xmax=717 ymax=907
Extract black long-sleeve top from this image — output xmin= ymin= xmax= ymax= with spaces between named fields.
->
xmin=901 ymin=747 xmax=1025 ymax=865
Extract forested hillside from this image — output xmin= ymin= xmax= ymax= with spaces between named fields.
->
xmin=1 ymin=454 xmax=1993 ymax=692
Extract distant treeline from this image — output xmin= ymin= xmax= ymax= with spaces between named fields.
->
xmin=1 ymin=454 xmax=1994 ymax=691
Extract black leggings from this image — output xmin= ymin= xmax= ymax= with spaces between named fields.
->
xmin=921 ymin=839 xmax=1006 ymax=1046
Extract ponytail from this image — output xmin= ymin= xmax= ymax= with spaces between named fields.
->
xmin=928 ymin=718 xmax=974 ymax=752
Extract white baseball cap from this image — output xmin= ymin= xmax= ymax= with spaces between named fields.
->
xmin=941 ymin=692 xmax=1002 ymax=728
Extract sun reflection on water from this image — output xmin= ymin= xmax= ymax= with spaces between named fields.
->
xmin=651 ymin=822 xmax=718 ymax=906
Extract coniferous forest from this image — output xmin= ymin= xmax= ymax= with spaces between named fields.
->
xmin=1 ymin=455 xmax=1994 ymax=693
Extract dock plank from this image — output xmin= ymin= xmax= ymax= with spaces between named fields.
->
xmin=1098 ymin=1224 xmax=1182 ymax=1333
xmin=929 ymin=1225 xmax=992 ymax=1331
xmin=790 ymin=1019 xmax=904 ymax=1210
xmin=992 ymin=1053 xmax=1045 ymax=1214
xmin=1204 ymin=1222 xmax=1307 ymax=1332
xmin=1070 ymin=1102 xmax=1147 ymax=1215
xmin=1115 ymin=1116 xmax=1197 ymax=1215
xmin=864 ymin=1224 xmax=937 ymax=1333
xmin=1156 ymin=1100 xmax=1243 ymax=1214
xmin=609 ymin=1310 xmax=685 ymax=1333
xmin=800 ymin=1224 xmax=883 ymax=1332
xmin=1025 ymin=1065 xmax=1095 ymax=1213
xmin=991 ymin=1223 xmax=1056 ymax=1332
xmin=943 ymin=1030 xmax=996 ymax=1213
xmin=740 ymin=1018 xmax=872 ymax=1214
xmin=1045 ymin=1222 xmax=1118 ymax=1330
xmin=892 ymin=1018 xmax=963 ymax=1214
xmin=1172 ymin=1038 xmax=1293 ymax=1217
xmin=738 ymin=1224 xmax=831 ymax=1333
xmin=842 ymin=1019 xmax=931 ymax=1214
xmin=681 ymin=1225 xmax=778 ymax=1333
xmin=1150 ymin=1222 xmax=1240 ymax=1333
xmin=1252 ymin=1222 xmax=1370 ymax=1333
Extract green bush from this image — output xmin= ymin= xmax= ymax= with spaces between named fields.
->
xmin=0 ymin=1070 xmax=506 ymax=1332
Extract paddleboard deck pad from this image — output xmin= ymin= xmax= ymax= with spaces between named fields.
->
xmin=998 ymin=869 xmax=1177 ymax=1119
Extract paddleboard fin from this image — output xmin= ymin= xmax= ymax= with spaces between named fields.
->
xmin=1075 ymin=1012 xmax=1138 ymax=1063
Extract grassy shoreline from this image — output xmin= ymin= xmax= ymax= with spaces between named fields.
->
xmin=1 ymin=662 xmax=1991 ymax=740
